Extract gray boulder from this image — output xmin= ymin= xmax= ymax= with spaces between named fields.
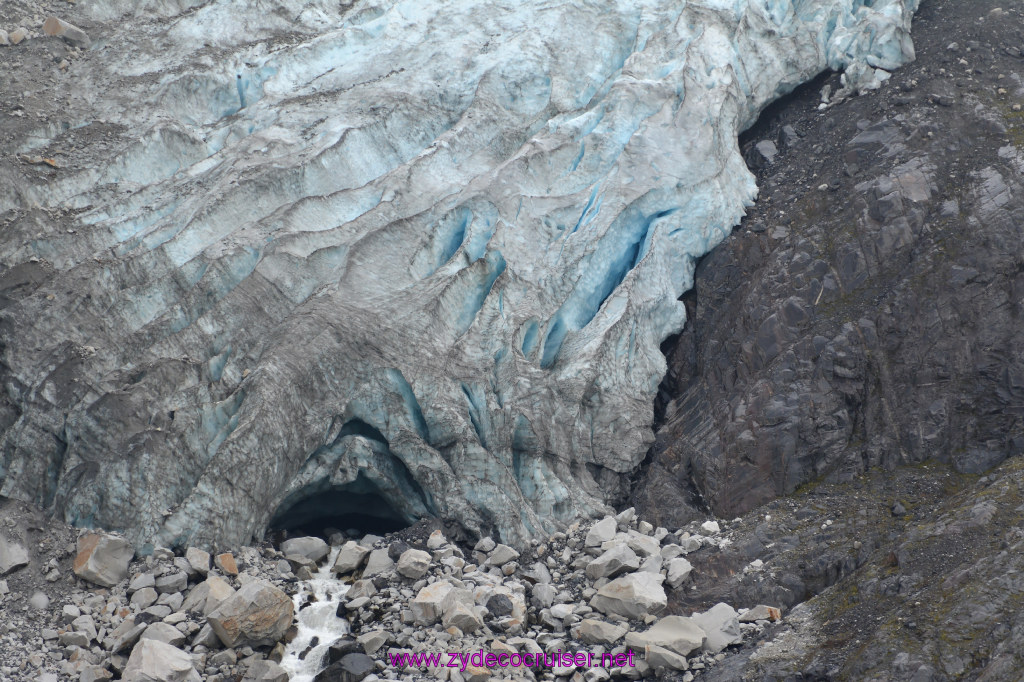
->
xmin=121 ymin=639 xmax=201 ymax=682
xmin=332 ymin=542 xmax=370 ymax=575
xmin=73 ymin=533 xmax=134 ymax=587
xmin=0 ymin=535 xmax=29 ymax=575
xmin=690 ymin=602 xmax=742 ymax=653
xmin=625 ymin=615 xmax=706 ymax=657
xmin=281 ymin=537 xmax=329 ymax=563
xmin=585 ymin=543 xmax=639 ymax=580
xmin=590 ymin=572 xmax=667 ymax=619
xmin=396 ymin=549 xmax=432 ymax=579
xmin=207 ymin=580 xmax=294 ymax=648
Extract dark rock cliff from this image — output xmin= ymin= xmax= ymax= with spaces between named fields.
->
xmin=635 ymin=0 xmax=1024 ymax=532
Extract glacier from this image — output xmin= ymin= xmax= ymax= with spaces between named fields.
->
xmin=0 ymin=0 xmax=917 ymax=550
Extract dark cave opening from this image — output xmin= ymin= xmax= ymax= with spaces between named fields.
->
xmin=268 ymin=484 xmax=411 ymax=540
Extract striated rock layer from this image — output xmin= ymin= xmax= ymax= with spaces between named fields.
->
xmin=0 ymin=0 xmax=917 ymax=550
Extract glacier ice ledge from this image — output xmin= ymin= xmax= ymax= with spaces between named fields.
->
xmin=0 ymin=0 xmax=918 ymax=550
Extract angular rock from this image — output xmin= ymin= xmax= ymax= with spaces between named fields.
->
xmin=8 ymin=27 xmax=27 ymax=45
xmin=185 ymin=548 xmax=210 ymax=575
xmin=332 ymin=542 xmax=370 ymax=575
xmin=443 ymin=602 xmax=484 ymax=633
xmin=644 ymin=644 xmax=689 ymax=672
xmin=739 ymin=604 xmax=782 ymax=622
xmin=42 ymin=16 xmax=91 ymax=49
xmin=281 ymin=537 xmax=329 ymax=563
xmin=140 ymin=622 xmax=186 ymax=647
xmin=356 ymin=629 xmax=389 ymax=655
xmin=666 ymin=558 xmax=693 ymax=588
xmin=214 ymin=552 xmax=238 ymax=575
xmin=427 ymin=530 xmax=447 ymax=549
xmin=585 ymin=517 xmax=618 ymax=547
xmin=396 ymin=548 xmax=432 ymax=579
xmin=486 ymin=593 xmax=514 ymax=618
xmin=314 ymin=652 xmax=375 ymax=682
xmin=131 ymin=587 xmax=158 ymax=609
xmin=586 ymin=544 xmax=639 ymax=580
xmin=625 ymin=615 xmax=706 ymax=657
xmin=410 ymin=581 xmax=455 ymax=625
xmin=121 ymin=639 xmax=200 ymax=682
xmin=590 ymin=572 xmax=667 ymax=620
xmin=361 ymin=548 xmax=394 ymax=577
xmin=129 ymin=573 xmax=156 ymax=592
xmin=104 ymin=616 xmax=147 ymax=654
xmin=487 ymin=544 xmax=520 ymax=566
xmin=242 ymin=660 xmax=289 ymax=682
xmin=624 ymin=531 xmax=661 ymax=558
xmin=690 ymin=602 xmax=742 ymax=653
xmin=74 ymin=533 xmax=134 ymax=587
xmin=0 ymin=535 xmax=29 ymax=575
xmin=207 ymin=580 xmax=294 ymax=648
xmin=578 ymin=619 xmax=629 ymax=645
xmin=154 ymin=572 xmax=187 ymax=594
xmin=0 ymin=30 xmax=8 ymax=46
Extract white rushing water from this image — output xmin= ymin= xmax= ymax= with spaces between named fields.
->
xmin=280 ymin=548 xmax=351 ymax=682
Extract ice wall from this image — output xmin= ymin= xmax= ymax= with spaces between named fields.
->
xmin=0 ymin=0 xmax=918 ymax=550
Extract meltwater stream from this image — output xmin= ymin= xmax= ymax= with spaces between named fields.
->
xmin=280 ymin=548 xmax=351 ymax=682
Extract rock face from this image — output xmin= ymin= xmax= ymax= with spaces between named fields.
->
xmin=207 ymin=580 xmax=293 ymax=648
xmin=634 ymin=0 xmax=1024 ymax=532
xmin=0 ymin=0 xmax=918 ymax=550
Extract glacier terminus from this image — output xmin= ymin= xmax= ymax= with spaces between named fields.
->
xmin=0 ymin=0 xmax=919 ymax=551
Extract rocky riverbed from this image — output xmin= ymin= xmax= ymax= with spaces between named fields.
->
xmin=0 ymin=497 xmax=785 ymax=682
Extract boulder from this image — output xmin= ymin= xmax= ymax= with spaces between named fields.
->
xmin=410 ymin=581 xmax=458 ymax=625
xmin=155 ymin=572 xmax=187 ymax=594
xmin=644 ymin=644 xmax=689 ymax=672
xmin=624 ymin=530 xmax=661 ymax=558
xmin=281 ymin=537 xmax=329 ymax=563
xmin=314 ymin=652 xmax=375 ymax=682
xmin=585 ymin=517 xmax=617 ymax=547
xmin=242 ymin=660 xmax=289 ymax=682
xmin=140 ymin=622 xmax=186 ymax=647
xmin=586 ymin=544 xmax=639 ymax=580
xmin=690 ymin=602 xmax=742 ymax=653
xmin=0 ymin=535 xmax=29 ymax=575
xmin=666 ymin=558 xmax=693 ymax=588
xmin=396 ymin=548 xmax=432 ymax=579
xmin=356 ymin=629 xmax=389 ymax=655
xmin=73 ymin=533 xmax=134 ymax=587
xmin=207 ymin=580 xmax=294 ymax=648
xmin=42 ymin=16 xmax=91 ymax=48
xmin=214 ymin=552 xmax=238 ymax=575
xmin=442 ymin=602 xmax=484 ymax=633
xmin=625 ymin=615 xmax=706 ymax=657
xmin=590 ymin=572 xmax=667 ymax=619
xmin=185 ymin=548 xmax=210 ymax=575
xmin=578 ymin=619 xmax=629 ymax=645
xmin=739 ymin=604 xmax=782 ymax=622
xmin=121 ymin=639 xmax=200 ymax=682
xmin=333 ymin=541 xmax=370 ymax=574
xmin=700 ymin=520 xmax=721 ymax=535
xmin=361 ymin=548 xmax=394 ymax=577
xmin=487 ymin=544 xmax=520 ymax=566
xmin=104 ymin=616 xmax=147 ymax=653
